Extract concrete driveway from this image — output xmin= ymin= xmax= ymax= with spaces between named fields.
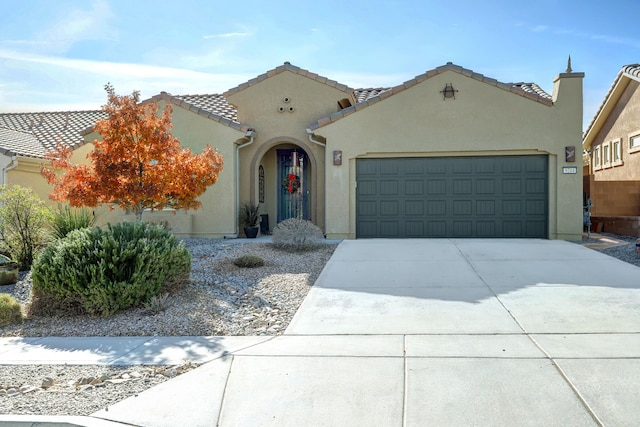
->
xmin=91 ymin=238 xmax=640 ymax=427
xmin=240 ymin=239 xmax=640 ymax=426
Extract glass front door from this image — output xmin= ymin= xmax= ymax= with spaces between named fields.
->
xmin=278 ymin=149 xmax=310 ymax=222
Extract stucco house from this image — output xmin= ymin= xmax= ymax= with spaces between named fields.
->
xmin=0 ymin=61 xmax=584 ymax=240
xmin=583 ymin=64 xmax=640 ymax=236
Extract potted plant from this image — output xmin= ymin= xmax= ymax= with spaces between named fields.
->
xmin=239 ymin=201 xmax=260 ymax=238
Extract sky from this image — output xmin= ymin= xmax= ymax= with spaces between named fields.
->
xmin=1 ymin=0 xmax=639 ymax=129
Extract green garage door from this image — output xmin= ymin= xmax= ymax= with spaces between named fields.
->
xmin=356 ymin=156 xmax=548 ymax=238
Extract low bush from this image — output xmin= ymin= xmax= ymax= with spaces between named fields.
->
xmin=271 ymin=218 xmax=324 ymax=252
xmin=31 ymin=221 xmax=191 ymax=316
xmin=0 ymin=185 xmax=53 ymax=270
xmin=0 ymin=293 xmax=22 ymax=327
xmin=234 ymin=254 xmax=265 ymax=268
xmin=51 ymin=205 xmax=95 ymax=240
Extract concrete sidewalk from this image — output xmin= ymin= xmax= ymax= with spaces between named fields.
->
xmin=1 ymin=239 xmax=640 ymax=426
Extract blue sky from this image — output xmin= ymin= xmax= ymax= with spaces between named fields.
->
xmin=1 ymin=0 xmax=638 ymax=129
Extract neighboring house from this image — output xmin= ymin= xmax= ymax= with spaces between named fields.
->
xmin=0 ymin=110 xmax=106 ymax=202
xmin=583 ymin=64 xmax=640 ymax=236
xmin=0 ymin=61 xmax=584 ymax=240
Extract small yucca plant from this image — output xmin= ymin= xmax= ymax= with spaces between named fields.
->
xmin=0 ymin=293 xmax=22 ymax=327
xmin=51 ymin=205 xmax=95 ymax=240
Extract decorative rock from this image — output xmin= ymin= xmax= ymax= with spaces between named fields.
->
xmin=41 ymin=377 xmax=55 ymax=389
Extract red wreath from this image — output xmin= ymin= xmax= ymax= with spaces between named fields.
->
xmin=286 ymin=174 xmax=298 ymax=193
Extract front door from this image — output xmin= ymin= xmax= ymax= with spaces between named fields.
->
xmin=278 ymin=149 xmax=310 ymax=222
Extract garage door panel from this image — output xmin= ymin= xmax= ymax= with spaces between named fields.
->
xmin=356 ymin=156 xmax=548 ymax=238
xmin=405 ymin=180 xmax=424 ymax=195
xmin=477 ymin=200 xmax=496 ymax=215
xmin=380 ymin=180 xmax=399 ymax=195
xmin=427 ymin=180 xmax=447 ymax=194
xmin=452 ymin=222 xmax=472 ymax=236
xmin=358 ymin=180 xmax=377 ymax=195
xmin=477 ymin=221 xmax=496 ymax=237
xmin=380 ymin=200 xmax=399 ymax=216
xmin=453 ymin=200 xmax=473 ymax=216
xmin=405 ymin=200 xmax=424 ymax=215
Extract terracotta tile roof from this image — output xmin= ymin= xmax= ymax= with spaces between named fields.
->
xmin=0 ymin=127 xmax=43 ymax=158
xmin=149 ymin=92 xmax=250 ymax=132
xmin=511 ymin=83 xmax=553 ymax=100
xmin=309 ymin=62 xmax=555 ymax=130
xmin=224 ymin=62 xmax=354 ymax=97
xmin=583 ymin=63 xmax=640 ymax=144
xmin=0 ymin=110 xmax=106 ymax=158
xmin=353 ymin=88 xmax=391 ymax=103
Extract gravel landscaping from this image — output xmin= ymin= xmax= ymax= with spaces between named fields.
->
xmin=0 ymin=238 xmax=336 ymax=416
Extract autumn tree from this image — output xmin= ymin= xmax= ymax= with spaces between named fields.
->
xmin=42 ymin=84 xmax=224 ymax=221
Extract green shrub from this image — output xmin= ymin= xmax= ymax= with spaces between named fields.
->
xmin=51 ymin=205 xmax=95 ymax=240
xmin=272 ymin=218 xmax=324 ymax=252
xmin=0 ymin=185 xmax=54 ymax=269
xmin=0 ymin=293 xmax=22 ymax=327
xmin=234 ymin=254 xmax=265 ymax=268
xmin=31 ymin=221 xmax=191 ymax=316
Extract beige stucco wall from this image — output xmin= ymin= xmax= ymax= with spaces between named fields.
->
xmin=226 ymin=71 xmax=348 ymax=232
xmin=67 ymin=103 xmax=244 ymax=238
xmin=315 ymin=70 xmax=584 ymax=240
xmin=4 ymin=156 xmax=56 ymax=205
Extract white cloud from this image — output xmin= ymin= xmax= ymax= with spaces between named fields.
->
xmin=203 ymin=32 xmax=252 ymax=39
xmin=0 ymin=49 xmax=254 ymax=112
xmin=33 ymin=0 xmax=117 ymax=53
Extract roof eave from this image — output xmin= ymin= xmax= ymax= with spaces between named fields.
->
xmin=582 ymin=68 xmax=635 ymax=150
xmin=223 ymin=62 xmax=354 ymax=98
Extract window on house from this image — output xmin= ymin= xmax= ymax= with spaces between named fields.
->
xmin=612 ymin=139 xmax=623 ymax=166
xmin=602 ymin=142 xmax=611 ymax=167
xmin=593 ymin=145 xmax=602 ymax=170
xmin=630 ymin=133 xmax=640 ymax=153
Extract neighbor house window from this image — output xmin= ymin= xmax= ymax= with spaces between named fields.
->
xmin=612 ymin=138 xmax=623 ymax=166
xmin=630 ymin=132 xmax=640 ymax=153
xmin=602 ymin=142 xmax=611 ymax=168
xmin=593 ymin=145 xmax=602 ymax=170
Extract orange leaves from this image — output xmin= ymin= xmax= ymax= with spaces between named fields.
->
xmin=41 ymin=86 xmax=224 ymax=220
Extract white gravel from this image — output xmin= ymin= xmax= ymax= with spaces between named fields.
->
xmin=0 ymin=238 xmax=337 ymax=416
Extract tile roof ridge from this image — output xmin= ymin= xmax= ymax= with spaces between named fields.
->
xmin=223 ymin=62 xmax=354 ymax=97
xmin=309 ymin=62 xmax=555 ymax=131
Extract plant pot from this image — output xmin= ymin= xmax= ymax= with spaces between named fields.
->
xmin=244 ymin=226 xmax=259 ymax=239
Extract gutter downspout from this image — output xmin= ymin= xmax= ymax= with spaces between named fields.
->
xmin=306 ymin=129 xmax=328 ymax=237
xmin=306 ymin=128 xmax=326 ymax=148
xmin=227 ymin=130 xmax=256 ymax=239
xmin=3 ymin=155 xmax=18 ymax=186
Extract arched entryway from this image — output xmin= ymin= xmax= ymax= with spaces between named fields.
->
xmin=248 ymin=136 xmax=323 ymax=234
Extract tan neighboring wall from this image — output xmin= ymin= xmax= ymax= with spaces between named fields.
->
xmin=4 ymin=156 xmax=52 ymax=203
xmin=586 ymin=80 xmax=640 ymax=217
xmin=315 ymin=69 xmax=584 ymax=240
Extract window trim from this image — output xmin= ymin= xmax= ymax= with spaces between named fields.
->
xmin=593 ymin=145 xmax=602 ymax=171
xmin=612 ymin=138 xmax=623 ymax=166
xmin=629 ymin=131 xmax=640 ymax=154
xmin=602 ymin=141 xmax=611 ymax=168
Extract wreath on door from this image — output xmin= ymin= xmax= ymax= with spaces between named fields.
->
xmin=283 ymin=174 xmax=300 ymax=194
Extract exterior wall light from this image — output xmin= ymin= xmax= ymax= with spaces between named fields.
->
xmin=440 ymin=83 xmax=458 ymax=100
